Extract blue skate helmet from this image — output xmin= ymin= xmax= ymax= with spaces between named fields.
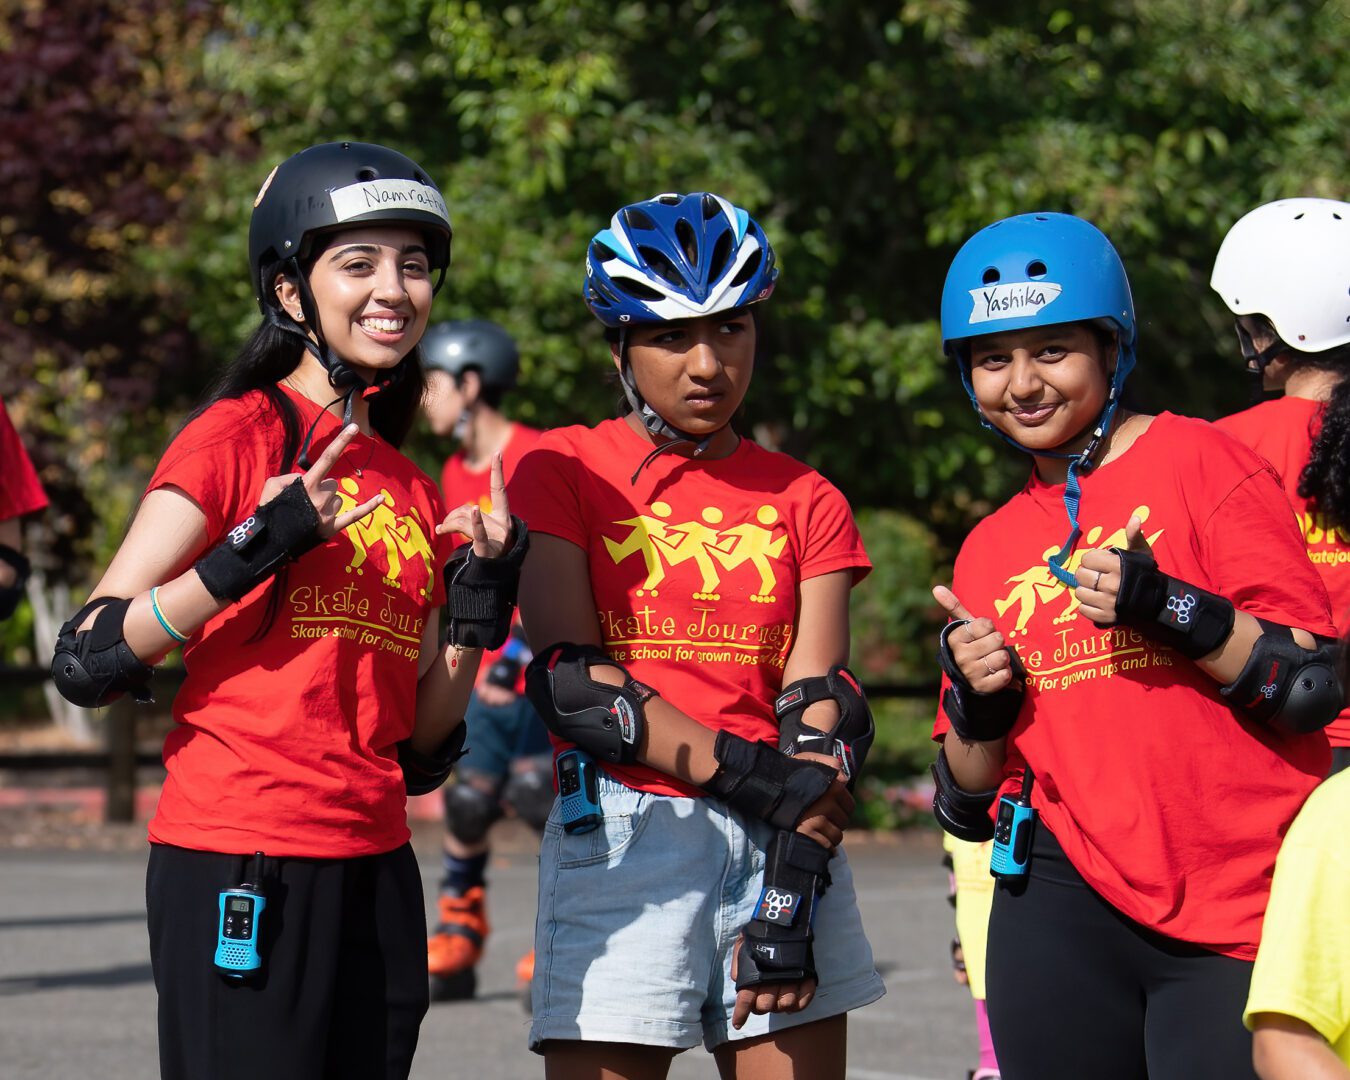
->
xmin=940 ymin=212 xmax=1138 ymax=587
xmin=583 ymin=192 xmax=778 ymax=479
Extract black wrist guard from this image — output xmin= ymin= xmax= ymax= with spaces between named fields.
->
xmin=444 ymin=517 xmax=529 ymax=650
xmin=51 ymin=597 xmax=155 ymax=709
xmin=1221 ymin=620 xmax=1344 ymax=735
xmin=0 ymin=543 xmax=31 ymax=620
xmin=931 ymin=748 xmax=997 ymax=842
xmin=703 ymin=730 xmax=837 ymax=831
xmin=1109 ymin=548 xmax=1234 ymax=660
xmin=398 ymin=723 xmax=469 ymax=796
xmin=775 ymin=665 xmax=874 ymax=789
xmin=194 ymin=479 xmax=322 ymax=602
xmin=524 ymin=642 xmax=657 ymax=764
xmin=937 ymin=621 xmax=1027 ymax=742
xmin=735 ymin=831 xmax=832 ymax=990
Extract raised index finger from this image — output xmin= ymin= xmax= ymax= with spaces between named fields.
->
xmin=488 ymin=452 xmax=508 ymax=516
xmin=305 ymin=424 xmax=361 ymax=487
xmin=933 ymin=584 xmax=975 ymax=623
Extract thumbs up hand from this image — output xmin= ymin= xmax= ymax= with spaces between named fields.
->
xmin=933 ymin=585 xmax=1016 ymax=693
xmin=1075 ymin=514 xmax=1150 ymax=625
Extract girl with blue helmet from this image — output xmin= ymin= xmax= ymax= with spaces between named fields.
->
xmin=509 ymin=191 xmax=884 ymax=1077
xmin=930 ymin=212 xmax=1340 ymax=1078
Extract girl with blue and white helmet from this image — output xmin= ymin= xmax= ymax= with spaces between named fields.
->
xmin=930 ymin=211 xmax=1340 ymax=1079
xmin=509 ymin=191 xmax=884 ymax=1077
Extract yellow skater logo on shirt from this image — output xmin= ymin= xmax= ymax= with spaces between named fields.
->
xmin=994 ymin=506 xmax=1164 ymax=637
xmin=603 ymin=501 xmax=787 ymax=602
xmin=336 ymin=477 xmax=436 ymax=600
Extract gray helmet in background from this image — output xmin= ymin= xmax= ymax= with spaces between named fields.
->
xmin=421 ymin=319 xmax=520 ymax=393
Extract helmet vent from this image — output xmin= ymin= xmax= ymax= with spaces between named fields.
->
xmin=1335 ymin=213 xmax=1344 ymax=221
xmin=702 ymin=194 xmax=722 ymax=220
xmin=591 ymin=240 xmax=618 ymax=262
xmin=624 ymin=207 xmax=656 ymax=231
xmin=616 ymin=277 xmax=666 ymax=302
xmin=675 ymin=218 xmax=699 ymax=267
xmin=357 ymin=167 xmax=379 ymax=182
xmin=981 ymin=267 xmax=1001 ymax=285
xmin=1027 ymin=260 xmax=1047 ymax=279
xmin=657 ymin=193 xmax=682 ymax=206
xmin=730 ymin=248 xmax=762 ymax=286
xmin=1295 ymin=212 xmax=1305 ymax=220
xmin=1034 ymin=214 xmax=1049 ymax=221
xmin=638 ymin=246 xmax=686 ymax=288
xmin=709 ymin=231 xmax=734 ymax=281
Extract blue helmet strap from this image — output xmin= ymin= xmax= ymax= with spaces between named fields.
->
xmin=1045 ymin=345 xmax=1127 ymax=588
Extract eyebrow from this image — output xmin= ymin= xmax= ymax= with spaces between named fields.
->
xmin=327 ymin=242 xmax=430 ymax=261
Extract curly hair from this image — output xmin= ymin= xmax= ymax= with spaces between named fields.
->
xmin=1296 ymin=348 xmax=1350 ymax=532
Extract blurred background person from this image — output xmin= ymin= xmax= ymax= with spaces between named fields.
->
xmin=0 ymin=396 xmax=48 ymax=622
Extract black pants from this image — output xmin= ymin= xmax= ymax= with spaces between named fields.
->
xmin=1331 ymin=746 xmax=1350 ymax=776
xmin=985 ymin=825 xmax=1256 ymax=1080
xmin=146 ymin=842 xmax=428 ymax=1080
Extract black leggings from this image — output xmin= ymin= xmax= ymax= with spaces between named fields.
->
xmin=146 ymin=842 xmax=428 ymax=1080
xmin=985 ymin=825 xmax=1256 ymax=1080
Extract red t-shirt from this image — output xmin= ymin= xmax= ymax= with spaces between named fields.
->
xmin=0 ymin=397 xmax=48 ymax=520
xmin=145 ymin=387 xmax=452 ymax=858
xmin=1215 ymin=396 xmax=1350 ymax=747
xmin=440 ymin=422 xmax=543 ymax=513
xmin=511 ymin=417 xmax=871 ymax=797
xmin=440 ymin=422 xmax=543 ymax=691
xmin=935 ymin=413 xmax=1333 ymax=959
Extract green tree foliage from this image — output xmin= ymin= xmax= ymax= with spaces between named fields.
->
xmin=10 ymin=0 xmax=1350 ymax=683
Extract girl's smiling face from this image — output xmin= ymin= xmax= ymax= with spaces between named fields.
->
xmin=967 ymin=322 xmax=1115 ymax=455
xmin=277 ymin=225 xmax=434 ymax=379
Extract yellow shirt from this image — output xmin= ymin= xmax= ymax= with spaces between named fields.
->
xmin=1244 ymin=770 xmax=1350 ymax=1067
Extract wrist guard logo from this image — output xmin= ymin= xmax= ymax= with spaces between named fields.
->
xmin=756 ymin=886 xmax=800 ymax=926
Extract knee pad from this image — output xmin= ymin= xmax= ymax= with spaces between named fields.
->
xmin=501 ymin=754 xmax=554 ymax=833
xmin=51 ymin=597 xmax=154 ymax=708
xmin=443 ymin=782 xmax=500 ymax=845
xmin=524 ymin=642 xmax=656 ymax=764
xmin=1221 ymin=620 xmax=1344 ymax=734
xmin=775 ymin=665 xmax=874 ymax=787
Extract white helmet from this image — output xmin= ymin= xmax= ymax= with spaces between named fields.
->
xmin=1211 ymin=197 xmax=1350 ymax=354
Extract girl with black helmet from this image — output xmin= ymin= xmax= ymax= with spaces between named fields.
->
xmin=510 ymin=192 xmax=883 ymax=1077
xmin=1211 ymin=198 xmax=1350 ymax=775
xmin=49 ymin=142 xmax=523 ymax=1080
xmin=931 ymin=211 xmax=1339 ymax=1079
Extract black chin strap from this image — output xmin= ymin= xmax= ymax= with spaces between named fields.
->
xmin=618 ymin=326 xmax=717 ymax=485
xmin=1234 ymin=319 xmax=1287 ymax=405
xmin=268 ymin=258 xmax=410 ymax=466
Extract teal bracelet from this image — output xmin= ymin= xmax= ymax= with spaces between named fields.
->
xmin=150 ymin=586 xmax=189 ymax=644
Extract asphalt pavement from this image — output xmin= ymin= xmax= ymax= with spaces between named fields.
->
xmin=0 ymin=822 xmax=973 ymax=1080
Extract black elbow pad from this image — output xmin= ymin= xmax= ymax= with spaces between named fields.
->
xmin=524 ymin=642 xmax=655 ymax=764
xmin=775 ymin=665 xmax=874 ymax=788
xmin=399 ymin=724 xmax=468 ymax=796
xmin=1221 ymin=621 xmax=1344 ymax=735
xmin=51 ymin=598 xmax=154 ymax=709
xmin=931 ymin=748 xmax=998 ymax=842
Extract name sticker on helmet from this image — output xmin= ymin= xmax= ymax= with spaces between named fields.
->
xmin=968 ymin=281 xmax=1063 ymax=324
xmin=330 ymin=180 xmax=450 ymax=225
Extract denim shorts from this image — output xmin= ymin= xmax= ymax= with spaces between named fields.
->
xmin=529 ymin=773 xmax=885 ymax=1052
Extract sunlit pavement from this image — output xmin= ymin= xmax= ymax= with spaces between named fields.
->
xmin=0 ymin=823 xmax=973 ymax=1080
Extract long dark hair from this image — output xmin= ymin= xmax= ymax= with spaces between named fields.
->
xmin=1298 ymin=347 xmax=1350 ymax=531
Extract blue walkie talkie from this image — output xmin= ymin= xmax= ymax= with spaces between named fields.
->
xmin=990 ymin=768 xmax=1036 ymax=879
xmin=214 ymin=851 xmax=266 ymax=979
xmin=556 ymin=749 xmax=602 ymax=834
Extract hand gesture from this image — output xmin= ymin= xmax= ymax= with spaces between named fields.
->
xmin=730 ymin=948 xmax=816 ymax=1030
xmin=933 ymin=585 xmax=1015 ymax=693
xmin=257 ymin=423 xmax=384 ymax=539
xmin=793 ymin=777 xmax=855 ymax=851
xmin=436 ymin=453 xmax=514 ymax=558
xmin=1073 ymin=514 xmax=1150 ymax=625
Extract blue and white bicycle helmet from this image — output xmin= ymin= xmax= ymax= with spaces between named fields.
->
xmin=940 ymin=212 xmax=1138 ymax=586
xmin=583 ymin=193 xmax=778 ymax=468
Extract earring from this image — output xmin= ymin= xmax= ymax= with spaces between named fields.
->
xmin=293 ymin=311 xmax=304 ymax=321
